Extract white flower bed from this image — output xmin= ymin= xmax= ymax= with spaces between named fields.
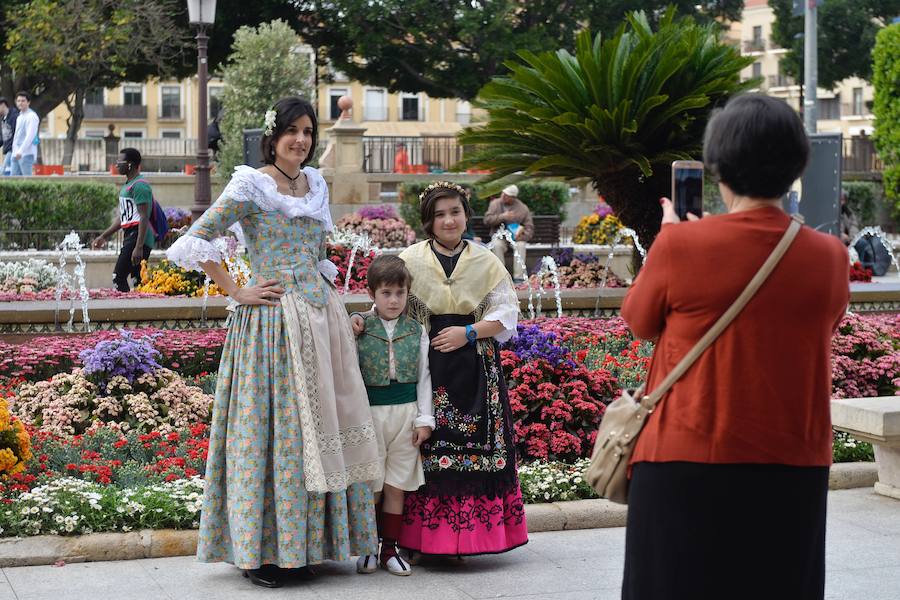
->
xmin=517 ymin=459 xmax=598 ymax=503
xmin=0 ymin=477 xmax=204 ymax=537
xmin=0 ymin=259 xmax=61 ymax=293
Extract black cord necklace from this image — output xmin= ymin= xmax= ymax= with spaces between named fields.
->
xmin=272 ymin=163 xmax=303 ymax=195
xmin=433 ymin=238 xmax=463 ymax=255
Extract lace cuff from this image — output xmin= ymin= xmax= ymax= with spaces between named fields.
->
xmin=166 ymin=235 xmax=223 ymax=272
xmin=483 ymin=277 xmax=519 ymax=343
xmin=318 ymin=259 xmax=338 ymax=284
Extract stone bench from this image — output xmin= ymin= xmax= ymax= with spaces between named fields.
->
xmin=832 ymin=396 xmax=900 ymax=500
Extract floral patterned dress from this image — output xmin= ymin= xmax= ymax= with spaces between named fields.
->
xmin=167 ymin=166 xmax=381 ymax=570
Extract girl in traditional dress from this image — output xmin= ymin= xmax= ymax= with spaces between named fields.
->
xmin=356 ymin=181 xmax=528 ymax=557
xmin=167 ymin=96 xmax=381 ymax=588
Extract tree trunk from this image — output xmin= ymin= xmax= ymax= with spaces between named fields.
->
xmin=62 ymin=88 xmax=86 ymax=170
xmin=594 ymin=164 xmax=671 ymax=273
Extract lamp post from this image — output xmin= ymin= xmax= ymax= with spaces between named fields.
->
xmin=187 ymin=0 xmax=217 ymax=222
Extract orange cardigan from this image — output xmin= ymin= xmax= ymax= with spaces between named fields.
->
xmin=622 ymin=207 xmax=849 ymax=467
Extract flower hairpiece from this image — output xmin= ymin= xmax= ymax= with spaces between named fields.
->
xmin=418 ymin=181 xmax=470 ymax=204
xmin=264 ymin=110 xmax=277 ymax=136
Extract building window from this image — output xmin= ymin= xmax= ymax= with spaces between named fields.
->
xmin=160 ymin=130 xmax=182 ymax=139
xmin=852 ymin=87 xmax=864 ymax=115
xmin=329 ymin=88 xmax=348 ymax=120
xmin=364 ymin=88 xmax=387 ymax=121
xmin=122 ymin=130 xmax=144 ymax=139
xmin=753 ymin=26 xmax=762 ymax=45
xmin=161 ymin=86 xmax=181 ymax=119
xmin=456 ymin=101 xmax=472 ymax=125
xmin=84 ymin=130 xmax=105 ymax=139
xmin=208 ymin=86 xmax=223 ymax=119
xmin=84 ymin=88 xmax=104 ymax=106
xmin=400 ymin=93 xmax=422 ymax=121
xmin=818 ymin=97 xmax=840 ymax=120
xmin=752 ymin=62 xmax=762 ymax=79
xmin=123 ymin=85 xmax=143 ymax=106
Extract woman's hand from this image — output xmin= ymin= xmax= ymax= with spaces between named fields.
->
xmin=432 ymin=326 xmax=468 ymax=353
xmin=232 ymin=279 xmax=285 ymax=306
xmin=350 ymin=314 xmax=366 ymax=336
xmin=660 ymin=197 xmax=702 ymax=226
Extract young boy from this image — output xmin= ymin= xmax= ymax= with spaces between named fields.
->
xmin=355 ymin=255 xmax=434 ymax=576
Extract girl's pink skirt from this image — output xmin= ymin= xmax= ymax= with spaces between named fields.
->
xmin=398 ymin=488 xmax=528 ymax=556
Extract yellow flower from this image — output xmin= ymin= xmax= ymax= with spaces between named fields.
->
xmin=0 ymin=399 xmax=9 ymax=430
xmin=0 ymin=447 xmax=18 ymax=474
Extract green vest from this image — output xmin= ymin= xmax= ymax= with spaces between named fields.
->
xmin=357 ymin=314 xmax=421 ymax=387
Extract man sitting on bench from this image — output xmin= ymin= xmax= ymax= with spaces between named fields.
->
xmin=484 ymin=184 xmax=534 ymax=283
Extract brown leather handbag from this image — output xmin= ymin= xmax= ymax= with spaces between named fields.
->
xmin=585 ymin=216 xmax=803 ymax=504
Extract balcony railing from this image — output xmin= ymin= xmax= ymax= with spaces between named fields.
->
xmin=743 ymin=39 xmax=766 ymax=52
xmin=83 ymin=104 xmax=148 ymax=120
xmin=843 ymin=137 xmax=882 ymax=174
xmin=363 ymin=136 xmax=464 ymax=173
xmin=768 ymin=74 xmax=796 ymax=88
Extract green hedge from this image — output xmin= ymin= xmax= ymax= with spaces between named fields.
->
xmin=844 ymin=181 xmax=880 ymax=227
xmin=399 ymin=180 xmax=568 ymax=236
xmin=0 ymin=180 xmax=117 ymax=231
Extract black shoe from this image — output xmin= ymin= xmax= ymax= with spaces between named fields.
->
xmin=243 ymin=565 xmax=283 ymax=588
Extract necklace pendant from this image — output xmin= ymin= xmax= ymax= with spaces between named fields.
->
xmin=444 ymin=278 xmax=453 ymax=285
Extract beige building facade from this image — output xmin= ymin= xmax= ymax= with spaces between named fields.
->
xmin=733 ymin=0 xmax=876 ymax=136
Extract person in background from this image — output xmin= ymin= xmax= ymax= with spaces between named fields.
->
xmin=483 ymin=184 xmax=534 ymax=282
xmin=620 ymin=93 xmax=849 ymax=600
xmin=839 ymin=188 xmax=859 ymax=245
xmin=393 ymin=142 xmax=410 ymax=174
xmin=91 ymin=148 xmax=155 ymax=291
xmin=10 ymin=91 xmax=39 ymax=177
xmin=0 ymin=98 xmax=19 ymax=176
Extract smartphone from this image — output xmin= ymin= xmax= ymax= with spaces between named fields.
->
xmin=672 ymin=160 xmax=704 ymax=220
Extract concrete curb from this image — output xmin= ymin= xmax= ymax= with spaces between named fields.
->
xmin=0 ymin=462 xmax=879 ymax=567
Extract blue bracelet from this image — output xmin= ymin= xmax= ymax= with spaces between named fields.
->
xmin=465 ymin=324 xmax=478 ymax=345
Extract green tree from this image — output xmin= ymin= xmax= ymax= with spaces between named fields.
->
xmin=295 ymin=1 xmax=744 ymax=101
xmin=872 ymin=24 xmax=900 ymax=214
xmin=458 ymin=10 xmax=754 ymax=247
xmin=3 ymin=0 xmax=187 ymax=166
xmin=216 ymin=19 xmax=314 ymax=178
xmin=770 ymin=0 xmax=900 ymax=89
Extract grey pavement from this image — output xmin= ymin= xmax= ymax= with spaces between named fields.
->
xmin=1 ymin=488 xmax=898 ymax=600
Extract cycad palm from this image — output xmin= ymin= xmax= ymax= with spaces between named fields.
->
xmin=459 ymin=9 xmax=754 ymax=246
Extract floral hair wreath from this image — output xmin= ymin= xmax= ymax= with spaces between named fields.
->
xmin=418 ymin=181 xmax=470 ymax=205
xmin=263 ymin=110 xmax=277 ymax=136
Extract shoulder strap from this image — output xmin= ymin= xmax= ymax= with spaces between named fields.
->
xmin=640 ymin=215 xmax=803 ymax=408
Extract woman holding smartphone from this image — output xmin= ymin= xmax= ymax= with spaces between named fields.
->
xmin=620 ymin=94 xmax=849 ymax=600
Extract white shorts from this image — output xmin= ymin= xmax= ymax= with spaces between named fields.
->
xmin=370 ymin=403 xmax=425 ymax=493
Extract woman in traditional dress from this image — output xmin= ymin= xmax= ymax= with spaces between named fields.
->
xmin=167 ymin=96 xmax=381 ymax=588
xmin=356 ymin=181 xmax=528 ymax=557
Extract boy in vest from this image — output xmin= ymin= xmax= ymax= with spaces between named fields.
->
xmin=356 ymin=255 xmax=434 ymax=576
xmin=92 ymin=148 xmax=155 ymax=291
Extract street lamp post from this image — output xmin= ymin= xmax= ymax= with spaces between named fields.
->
xmin=187 ymin=0 xmax=217 ymax=222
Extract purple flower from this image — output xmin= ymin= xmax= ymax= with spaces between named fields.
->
xmin=79 ymin=330 xmax=162 ymax=391
xmin=594 ymin=203 xmax=613 ymax=218
xmin=357 ymin=205 xmax=398 ymax=220
xmin=502 ymin=325 xmax=576 ymax=369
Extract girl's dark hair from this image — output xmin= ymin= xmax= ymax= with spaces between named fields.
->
xmin=703 ymin=93 xmax=809 ymax=199
xmin=366 ymin=255 xmax=412 ymax=292
xmin=419 ymin=184 xmax=473 ymax=238
xmin=259 ymin=96 xmax=318 ymax=167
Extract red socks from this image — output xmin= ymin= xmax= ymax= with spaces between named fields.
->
xmin=379 ymin=511 xmax=403 ymax=562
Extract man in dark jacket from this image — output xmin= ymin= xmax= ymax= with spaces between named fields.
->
xmin=0 ymin=98 xmax=19 ymax=176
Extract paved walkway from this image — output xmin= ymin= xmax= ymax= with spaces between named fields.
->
xmin=0 ymin=488 xmax=897 ymax=600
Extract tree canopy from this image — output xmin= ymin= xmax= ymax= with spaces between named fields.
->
xmin=770 ymin=0 xmax=900 ymax=89
xmin=295 ymin=0 xmax=745 ymax=100
xmin=872 ymin=24 xmax=900 ymax=212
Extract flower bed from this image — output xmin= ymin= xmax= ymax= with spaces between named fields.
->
xmin=0 ymin=259 xmax=60 ymax=294
xmin=335 ymin=210 xmax=416 ymax=249
xmin=0 ymin=328 xmax=226 ymax=383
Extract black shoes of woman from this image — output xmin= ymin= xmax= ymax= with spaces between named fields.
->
xmin=243 ymin=564 xmax=318 ymax=588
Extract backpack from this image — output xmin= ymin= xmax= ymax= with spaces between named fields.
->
xmin=128 ymin=178 xmax=169 ymax=244
xmin=854 ymin=234 xmax=892 ymax=277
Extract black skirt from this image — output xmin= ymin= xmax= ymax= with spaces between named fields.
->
xmin=622 ymin=462 xmax=829 ymax=600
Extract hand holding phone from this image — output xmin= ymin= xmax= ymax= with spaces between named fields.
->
xmin=672 ymin=160 xmax=704 ymax=220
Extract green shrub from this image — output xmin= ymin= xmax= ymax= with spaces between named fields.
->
xmin=873 ymin=24 xmax=900 ymax=216
xmin=844 ymin=181 xmax=880 ymax=226
xmin=0 ymin=180 xmax=117 ymax=234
